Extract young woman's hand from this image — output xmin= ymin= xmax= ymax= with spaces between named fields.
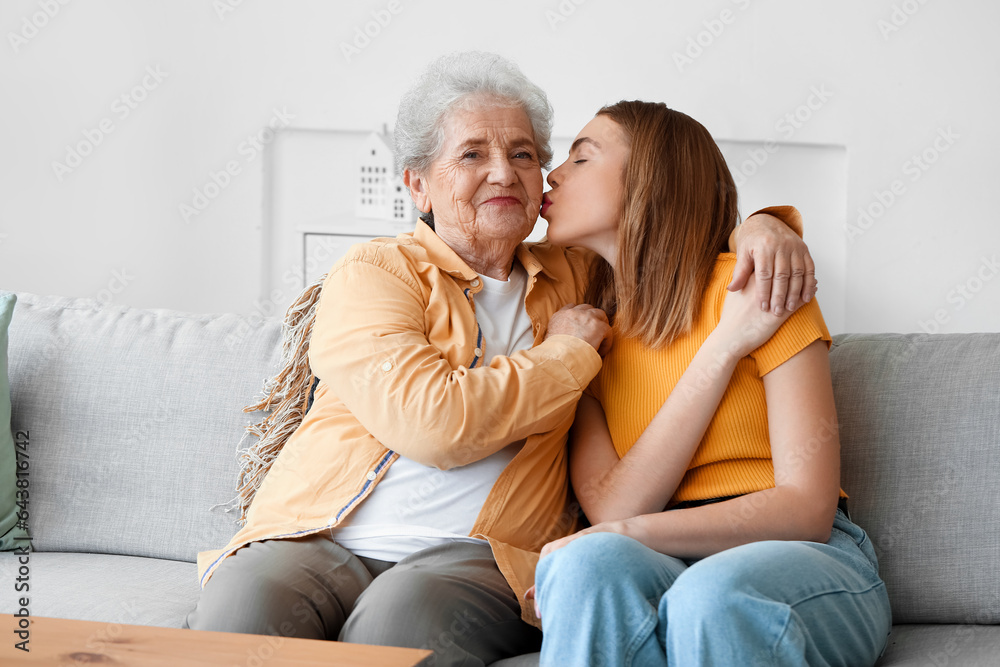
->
xmin=716 ymin=273 xmax=792 ymax=358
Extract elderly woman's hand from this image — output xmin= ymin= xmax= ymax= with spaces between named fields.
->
xmin=728 ymin=212 xmax=818 ymax=316
xmin=526 ymin=520 xmax=629 ymax=620
xmin=525 ymin=530 xmax=594 ymax=621
xmin=545 ymin=304 xmax=614 ymax=357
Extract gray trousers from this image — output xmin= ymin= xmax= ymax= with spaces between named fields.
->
xmin=182 ymin=533 xmax=541 ymax=666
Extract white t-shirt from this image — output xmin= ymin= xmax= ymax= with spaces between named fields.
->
xmin=329 ymin=261 xmax=535 ymax=561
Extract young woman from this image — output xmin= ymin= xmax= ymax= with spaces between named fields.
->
xmin=528 ymin=101 xmax=892 ymax=666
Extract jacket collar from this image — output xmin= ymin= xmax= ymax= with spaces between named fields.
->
xmin=515 ymin=242 xmax=554 ymax=280
xmin=412 ymin=218 xmax=554 ymax=282
xmin=413 ymin=219 xmax=477 ymax=281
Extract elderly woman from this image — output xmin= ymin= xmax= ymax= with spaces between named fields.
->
xmin=184 ymin=52 xmax=815 ymax=666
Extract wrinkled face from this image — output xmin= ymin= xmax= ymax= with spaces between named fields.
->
xmin=405 ymin=103 xmax=544 ymax=246
xmin=542 ymin=114 xmax=628 ymax=253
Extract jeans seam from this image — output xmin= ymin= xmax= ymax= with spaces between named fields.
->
xmin=831 ymin=518 xmax=881 ymax=573
xmin=773 ymin=581 xmax=890 ymax=665
xmin=784 ymin=578 xmax=887 ymax=609
xmin=762 ymin=600 xmax=793 ymax=666
xmin=623 ymin=602 xmax=660 ymax=667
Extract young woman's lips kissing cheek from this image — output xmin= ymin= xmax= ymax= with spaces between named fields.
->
xmin=541 ymin=193 xmax=553 ymax=217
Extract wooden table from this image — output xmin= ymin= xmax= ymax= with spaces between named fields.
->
xmin=3 ymin=616 xmax=432 ymax=666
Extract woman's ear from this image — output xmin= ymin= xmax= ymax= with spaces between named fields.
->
xmin=403 ymin=169 xmax=431 ymax=214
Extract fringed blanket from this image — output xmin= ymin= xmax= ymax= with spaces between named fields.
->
xmin=230 ymin=274 xmax=327 ymax=525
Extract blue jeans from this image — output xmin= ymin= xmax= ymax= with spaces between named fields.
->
xmin=535 ymin=509 xmax=892 ymax=666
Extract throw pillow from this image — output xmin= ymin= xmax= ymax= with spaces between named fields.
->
xmin=0 ymin=292 xmax=30 ymax=550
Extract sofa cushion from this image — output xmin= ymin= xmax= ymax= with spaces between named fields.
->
xmin=490 ymin=653 xmax=539 ymax=667
xmin=0 ymin=293 xmax=31 ymax=549
xmin=489 ymin=626 xmax=1000 ymax=667
xmin=831 ymin=333 xmax=1000 ymax=625
xmin=0 ymin=551 xmax=199 ymax=627
xmin=6 ymin=293 xmax=283 ymax=563
xmin=874 ymin=624 xmax=1000 ymax=666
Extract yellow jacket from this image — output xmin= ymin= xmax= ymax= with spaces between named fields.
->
xmin=197 ymin=220 xmax=602 ymax=626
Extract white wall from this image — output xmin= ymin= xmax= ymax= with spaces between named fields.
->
xmin=1 ymin=0 xmax=997 ymax=334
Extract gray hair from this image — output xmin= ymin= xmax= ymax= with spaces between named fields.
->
xmin=394 ymin=51 xmax=554 ymax=174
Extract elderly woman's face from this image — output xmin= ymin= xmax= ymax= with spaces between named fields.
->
xmin=407 ymin=104 xmax=544 ymax=245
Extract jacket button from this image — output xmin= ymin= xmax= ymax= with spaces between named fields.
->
xmin=474 ymin=348 xmax=483 ymax=357
xmin=470 ymin=278 xmax=480 ymax=287
xmin=381 ymin=361 xmax=393 ymax=372
xmin=366 ymin=471 xmax=377 ymax=481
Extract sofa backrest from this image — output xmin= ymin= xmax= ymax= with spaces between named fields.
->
xmin=6 ymin=292 xmax=999 ymax=625
xmin=6 ymin=292 xmax=282 ymax=563
xmin=832 ymin=333 xmax=1000 ymax=625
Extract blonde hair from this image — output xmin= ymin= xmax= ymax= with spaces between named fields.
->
xmin=584 ymin=101 xmax=739 ymax=348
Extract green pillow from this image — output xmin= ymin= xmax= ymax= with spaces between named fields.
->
xmin=0 ymin=292 xmax=29 ymax=550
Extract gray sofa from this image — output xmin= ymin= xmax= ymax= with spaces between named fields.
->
xmin=1 ymin=290 xmax=998 ymax=666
